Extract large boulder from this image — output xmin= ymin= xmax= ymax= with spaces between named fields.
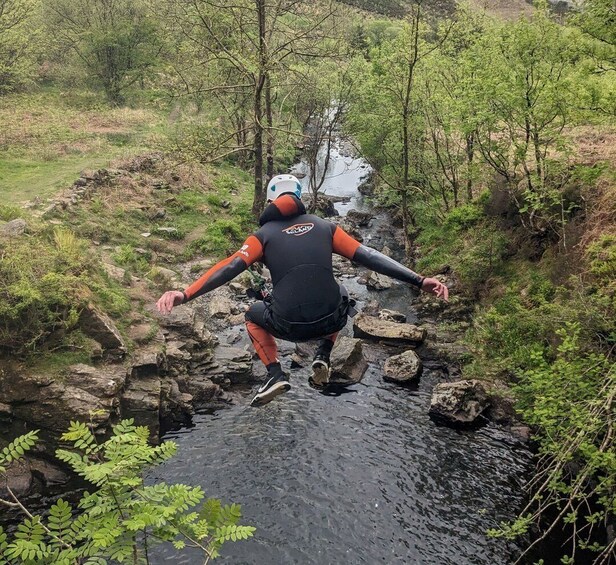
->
xmin=353 ymin=314 xmax=426 ymax=346
xmin=208 ymin=294 xmax=236 ymax=319
xmin=365 ymin=271 xmax=393 ymax=291
xmin=193 ymin=345 xmax=254 ymax=387
xmin=79 ymin=305 xmax=126 ymax=358
xmin=329 ymin=337 xmax=367 ymax=385
xmin=176 ymin=374 xmax=224 ymax=405
xmin=383 ymin=350 xmax=422 ymax=383
xmin=0 ymin=219 xmax=27 ymax=237
xmin=346 ymin=209 xmax=373 ymax=227
xmin=156 ymin=304 xmax=214 ymax=344
xmin=0 ymin=364 xmax=127 ymax=434
xmin=429 ymin=380 xmax=489 ymax=426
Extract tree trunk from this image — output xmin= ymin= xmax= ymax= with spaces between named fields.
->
xmin=251 ymin=0 xmax=267 ymax=218
xmin=466 ymin=132 xmax=474 ymax=202
xmin=265 ymin=73 xmax=274 ymax=182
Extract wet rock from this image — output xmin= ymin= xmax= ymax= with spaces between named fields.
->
xmin=346 ymin=209 xmax=373 ymax=227
xmin=429 ymin=380 xmax=489 ymax=426
xmin=357 ymin=171 xmax=376 ymax=195
xmin=361 ymin=300 xmax=380 ymax=317
xmin=176 ymin=374 xmax=224 ymax=405
xmin=378 ymin=309 xmax=406 ymax=323
xmin=353 ymin=314 xmax=426 ymax=346
xmin=209 ymin=295 xmax=235 ymax=319
xmin=383 ymin=350 xmax=422 ymax=383
xmin=196 ymin=345 xmax=253 ymax=386
xmin=0 ymin=218 xmax=27 ymax=237
xmin=329 ymin=337 xmax=367 ymax=385
xmin=160 ymin=380 xmax=193 ymax=422
xmin=64 ymin=364 xmax=126 ymax=398
xmin=365 ymin=271 xmax=394 ymax=291
xmin=79 ymin=305 xmax=126 ymax=357
xmin=129 ymin=343 xmax=166 ymax=378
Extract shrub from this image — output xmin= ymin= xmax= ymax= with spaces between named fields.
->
xmin=0 ymin=204 xmax=22 ymax=222
xmin=0 ymin=228 xmax=130 ymax=357
xmin=444 ymin=203 xmax=484 ymax=229
xmin=489 ymin=328 xmax=616 ymax=563
xmin=0 ymin=419 xmax=255 ymax=563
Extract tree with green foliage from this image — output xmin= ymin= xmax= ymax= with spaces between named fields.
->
xmin=0 ymin=0 xmax=39 ymax=93
xmin=0 ymin=419 xmax=255 ymax=563
xmin=466 ymin=7 xmax=582 ymax=238
xmin=164 ymin=0 xmax=340 ymax=217
xmin=349 ymin=0 xmax=453 ymax=255
xmin=45 ymin=0 xmax=161 ymax=104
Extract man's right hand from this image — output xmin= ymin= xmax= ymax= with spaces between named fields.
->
xmin=156 ymin=291 xmax=185 ymax=315
xmin=421 ymin=277 xmax=449 ymax=301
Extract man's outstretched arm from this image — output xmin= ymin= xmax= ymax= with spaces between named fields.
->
xmin=156 ymin=235 xmax=263 ymax=314
xmin=332 ymin=226 xmax=449 ymax=300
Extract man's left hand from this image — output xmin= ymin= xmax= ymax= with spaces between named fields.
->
xmin=421 ymin=277 xmax=449 ymax=301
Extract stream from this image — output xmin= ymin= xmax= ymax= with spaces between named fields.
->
xmin=150 ymin=142 xmax=533 ymax=564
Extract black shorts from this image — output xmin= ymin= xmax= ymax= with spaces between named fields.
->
xmin=245 ymin=285 xmax=350 ymax=342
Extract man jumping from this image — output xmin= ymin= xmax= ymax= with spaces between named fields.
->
xmin=156 ymin=174 xmax=449 ymax=407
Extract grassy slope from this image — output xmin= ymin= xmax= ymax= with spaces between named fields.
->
xmin=0 ymin=87 xmax=167 ymax=204
xmin=0 ymin=86 xmax=259 ymax=373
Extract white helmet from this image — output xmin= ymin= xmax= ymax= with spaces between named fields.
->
xmin=266 ymin=174 xmax=302 ymax=202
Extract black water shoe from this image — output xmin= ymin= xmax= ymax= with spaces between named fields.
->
xmin=250 ymin=372 xmax=291 ymax=407
xmin=310 ymin=354 xmax=330 ymax=388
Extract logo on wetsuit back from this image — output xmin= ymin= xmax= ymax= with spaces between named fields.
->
xmin=282 ymin=223 xmax=314 ymax=236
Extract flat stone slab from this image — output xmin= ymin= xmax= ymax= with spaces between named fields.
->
xmin=353 ymin=314 xmax=426 ymax=346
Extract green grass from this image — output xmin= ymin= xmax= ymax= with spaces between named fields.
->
xmin=0 ymin=86 xmax=168 ymax=205
xmin=0 ymin=155 xmax=114 ymax=204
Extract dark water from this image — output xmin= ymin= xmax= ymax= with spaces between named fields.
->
xmin=151 ymin=367 xmax=530 ymax=564
xmin=150 ymin=142 xmax=532 ymax=564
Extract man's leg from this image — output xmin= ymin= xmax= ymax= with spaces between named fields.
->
xmin=310 ymin=333 xmax=337 ymax=387
xmin=245 ymin=302 xmax=290 ymax=406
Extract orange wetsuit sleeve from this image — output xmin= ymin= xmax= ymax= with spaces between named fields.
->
xmin=332 ymin=226 xmax=362 ymax=259
xmin=183 ymin=235 xmax=263 ymax=302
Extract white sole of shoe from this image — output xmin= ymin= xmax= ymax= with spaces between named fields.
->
xmin=250 ymin=381 xmax=291 ymax=407
xmin=311 ymin=360 xmax=330 ymax=386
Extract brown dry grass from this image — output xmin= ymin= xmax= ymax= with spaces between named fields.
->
xmin=567 ymin=125 xmax=616 ymax=167
xmin=464 ymin=0 xmax=533 ymax=21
